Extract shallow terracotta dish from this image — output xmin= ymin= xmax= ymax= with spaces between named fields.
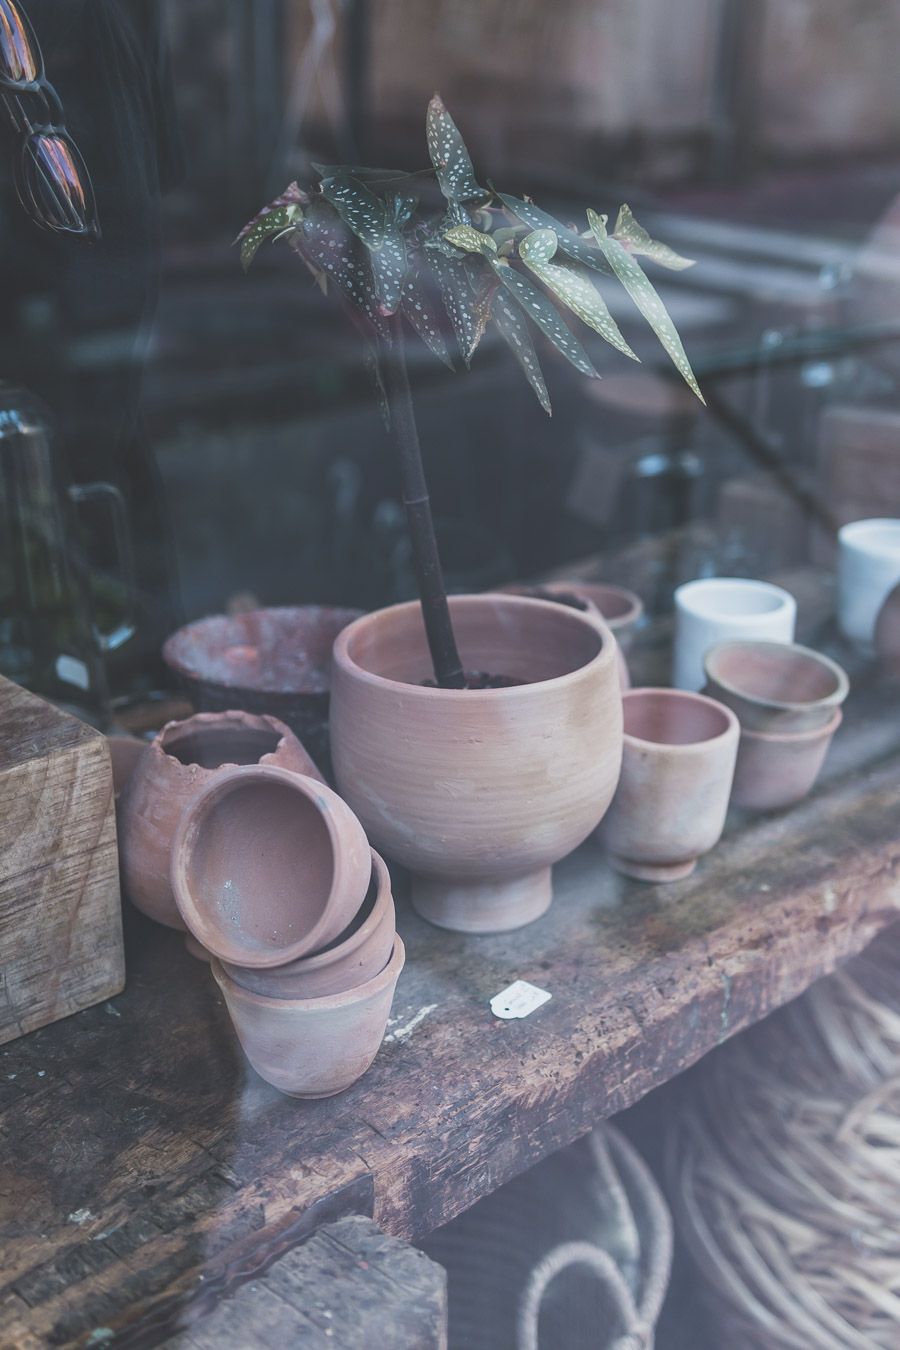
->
xmin=729 ymin=707 xmax=842 ymax=812
xmin=597 ymin=687 xmax=739 ymax=882
xmin=223 ymin=848 xmax=395 ymax=999
xmin=162 ymin=605 xmax=363 ymax=764
xmin=330 ymin=594 xmax=623 ymax=934
xmin=211 ymin=937 xmax=405 ymax=1098
xmin=703 ymin=639 xmax=849 ymax=733
xmin=171 ymin=764 xmax=371 ymax=967
xmin=118 ymin=710 xmax=319 ymax=929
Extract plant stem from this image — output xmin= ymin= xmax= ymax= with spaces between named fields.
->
xmin=382 ymin=314 xmax=466 ymax=688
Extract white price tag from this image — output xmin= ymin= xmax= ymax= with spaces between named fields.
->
xmin=56 ymin=654 xmax=90 ymax=691
xmin=490 ymin=979 xmax=551 ymax=1020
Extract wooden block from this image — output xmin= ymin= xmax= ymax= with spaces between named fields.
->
xmin=0 ymin=677 xmax=124 ymax=1044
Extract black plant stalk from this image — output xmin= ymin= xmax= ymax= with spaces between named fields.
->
xmin=382 ymin=313 xmax=465 ymax=688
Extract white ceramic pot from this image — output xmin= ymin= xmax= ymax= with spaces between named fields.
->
xmin=837 ymin=518 xmax=900 ymax=647
xmin=673 ymin=578 xmax=796 ymax=692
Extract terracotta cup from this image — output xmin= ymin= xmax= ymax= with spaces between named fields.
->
xmin=171 ymin=764 xmax=372 ymax=967
xmin=838 ymin=518 xmax=900 ymax=647
xmin=730 ymin=708 xmax=842 ymax=812
xmin=502 ymin=580 xmax=640 ymax=690
xmin=222 ymin=848 xmax=395 ymax=999
xmin=597 ymin=688 xmax=739 ymax=882
xmin=330 ymin=594 xmax=623 ymax=934
xmin=118 ymin=710 xmax=321 ymax=929
xmin=673 ymin=578 xmax=796 ymax=692
xmin=211 ymin=937 xmax=405 ymax=1098
xmin=703 ymin=640 xmax=849 ymax=733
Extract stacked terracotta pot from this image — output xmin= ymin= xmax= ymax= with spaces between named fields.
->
xmin=169 ymin=763 xmax=404 ymax=1098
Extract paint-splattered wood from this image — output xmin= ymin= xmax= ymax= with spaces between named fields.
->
xmin=2 ymin=653 xmax=899 ymax=1346
xmin=0 ymin=677 xmax=123 ymax=1047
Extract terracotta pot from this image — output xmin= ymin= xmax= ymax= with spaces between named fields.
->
xmin=597 ymin=688 xmax=739 ymax=882
xmin=162 ymin=606 xmax=363 ymax=770
xmin=171 ymin=764 xmax=371 ymax=967
xmin=330 ymin=594 xmax=623 ymax=933
xmin=703 ymin=640 xmax=849 ymax=733
xmin=222 ymin=848 xmax=395 ymax=998
xmin=118 ymin=710 xmax=320 ymax=929
xmin=730 ymin=708 xmax=842 ymax=812
xmin=107 ymin=734 xmax=147 ymax=800
xmin=501 ymin=581 xmax=638 ymax=690
xmin=210 ymin=937 xmax=405 ymax=1098
xmin=875 ymin=580 xmax=900 ymax=676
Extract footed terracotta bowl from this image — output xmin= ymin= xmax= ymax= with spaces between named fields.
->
xmin=223 ymin=848 xmax=395 ymax=999
xmin=211 ymin=937 xmax=405 ymax=1098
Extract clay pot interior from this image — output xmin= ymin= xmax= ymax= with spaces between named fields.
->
xmin=704 ymin=640 xmax=848 ymax=731
xmin=622 ymin=688 xmax=733 ymax=746
xmin=346 ymin=592 xmax=604 ymax=688
xmin=172 ymin=766 xmax=370 ymax=967
xmin=161 ymin=722 xmax=285 ymax=770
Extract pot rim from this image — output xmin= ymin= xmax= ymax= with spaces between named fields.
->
xmin=737 ymin=705 xmax=843 ymax=746
xmin=211 ymin=935 xmax=406 ymax=1012
xmin=332 ymin=593 xmax=616 ymax=699
xmin=621 ymin=687 xmax=739 ymax=752
xmin=674 ymin=576 xmax=795 ymax=621
xmin=154 ymin=709 xmax=296 ymax=770
xmin=704 ymin=639 xmax=849 ymax=715
xmin=838 ymin=517 xmax=900 ymax=558
xmin=171 ymin=763 xmax=370 ymax=967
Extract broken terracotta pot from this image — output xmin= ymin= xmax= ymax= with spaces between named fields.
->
xmin=118 ymin=710 xmax=321 ymax=930
xmin=171 ymin=763 xmax=371 ymax=966
xmin=330 ymin=594 xmax=623 ymax=933
xmin=210 ymin=937 xmax=405 ymax=1098
xmin=703 ymin=639 xmax=849 ymax=733
xmin=729 ymin=707 xmax=842 ymax=811
xmin=222 ymin=848 xmax=395 ymax=999
xmin=597 ymin=687 xmax=739 ymax=882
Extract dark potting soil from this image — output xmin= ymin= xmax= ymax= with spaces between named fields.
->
xmin=421 ymin=671 xmax=526 ymax=690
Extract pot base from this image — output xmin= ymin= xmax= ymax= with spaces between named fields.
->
xmin=411 ymin=867 xmax=552 ymax=933
xmin=606 ymin=854 xmax=697 ymax=883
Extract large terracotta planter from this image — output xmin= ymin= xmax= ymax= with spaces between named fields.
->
xmin=118 ymin=711 xmax=320 ymax=929
xmin=211 ymin=937 xmax=405 ymax=1098
xmin=330 ymin=594 xmax=623 ymax=933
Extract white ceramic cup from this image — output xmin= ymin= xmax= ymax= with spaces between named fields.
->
xmin=837 ymin=518 xmax=900 ymax=647
xmin=673 ymin=578 xmax=797 ymax=691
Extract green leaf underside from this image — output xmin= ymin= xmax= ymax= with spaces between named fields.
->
xmin=239 ymin=203 xmax=301 ymax=271
xmin=320 ymin=173 xmax=407 ymax=312
xmin=427 ymin=94 xmax=487 ymax=203
xmin=587 ymin=209 xmax=703 ymax=400
xmin=430 ymin=254 xmax=492 ymax=365
xmin=491 ymin=290 xmax=551 ymax=414
xmin=297 ymin=214 xmax=390 ymax=340
xmin=612 ymin=205 xmax=695 ymax=271
xmin=498 ymin=193 xmax=613 ymax=277
xmin=519 ymin=229 xmax=637 ymax=360
xmin=443 ymin=223 xmax=497 ymax=255
xmin=401 ymin=271 xmax=454 ymax=369
xmin=491 ymin=261 xmax=598 ymax=378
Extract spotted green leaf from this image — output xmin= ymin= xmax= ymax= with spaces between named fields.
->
xmin=443 ymin=223 xmax=497 ymax=256
xmin=401 ymin=270 xmax=454 ymax=369
xmin=490 ymin=260 xmax=598 ymax=378
xmin=498 ymin=193 xmax=613 ymax=277
xmin=320 ymin=172 xmax=407 ymax=313
xmin=587 ymin=209 xmax=703 ymax=401
xmin=426 ymin=94 xmax=487 ymax=204
xmin=613 ymin=204 xmax=695 ymax=271
xmin=297 ymin=210 xmax=390 ymax=340
xmin=518 ymin=229 xmax=637 ymax=360
xmin=430 ymin=254 xmax=492 ymax=366
xmin=238 ymin=202 xmax=302 ymax=271
xmin=491 ymin=290 xmax=551 ymax=414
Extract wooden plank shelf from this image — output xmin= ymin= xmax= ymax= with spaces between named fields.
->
xmin=2 ymin=580 xmax=900 ymax=1347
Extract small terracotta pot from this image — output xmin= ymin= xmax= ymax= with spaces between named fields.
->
xmin=501 ymin=581 xmax=638 ymax=691
xmin=118 ymin=710 xmax=320 ymax=929
xmin=875 ymin=580 xmax=900 ymax=677
xmin=597 ymin=688 xmax=739 ymax=882
xmin=222 ymin=848 xmax=395 ymax=999
xmin=330 ymin=594 xmax=623 ymax=933
xmin=730 ymin=707 xmax=842 ymax=812
xmin=211 ymin=937 xmax=405 ymax=1098
xmin=171 ymin=764 xmax=371 ymax=967
xmin=107 ymin=734 xmax=147 ymax=800
xmin=703 ymin=640 xmax=849 ymax=733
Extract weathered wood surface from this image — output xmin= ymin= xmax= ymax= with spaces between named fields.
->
xmin=0 ymin=678 xmax=123 ymax=1046
xmin=160 ymin=1216 xmax=446 ymax=1350
xmin=2 ymin=594 xmax=900 ymax=1347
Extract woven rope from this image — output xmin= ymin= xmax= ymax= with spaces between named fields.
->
xmin=668 ymin=929 xmax=900 ymax=1349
